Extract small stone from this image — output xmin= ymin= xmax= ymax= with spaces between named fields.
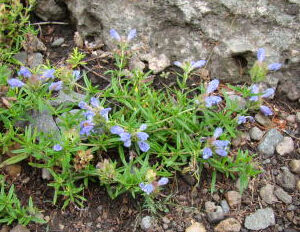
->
xmin=259 ymin=184 xmax=277 ymax=204
xmin=296 ymin=112 xmax=300 ymax=123
xmin=212 ymin=193 xmax=220 ymax=202
xmin=258 ymin=129 xmax=284 ymax=157
xmin=5 ymin=164 xmax=22 ymax=178
xmin=13 ymin=52 xmax=27 ymax=64
xmin=286 ymin=115 xmax=296 ymax=123
xmin=274 ymin=187 xmax=292 ymax=204
xmin=297 ymin=180 xmax=300 ymax=191
xmin=129 ymin=55 xmax=146 ymax=71
xmin=225 ymin=191 xmax=241 ymax=208
xmin=220 ymin=200 xmax=230 ymax=214
xmin=51 ymin=38 xmax=65 ymax=47
xmin=276 ymin=137 xmax=294 ymax=155
xmin=28 ymin=53 xmax=43 ymax=68
xmin=142 ymin=53 xmax=170 ymax=74
xmin=232 ymin=132 xmax=250 ymax=147
xmin=255 ymin=113 xmax=274 ymax=127
xmin=207 ymin=206 xmax=224 ymax=223
xmin=249 ymin=127 xmax=264 ymax=141
xmin=50 ymin=90 xmax=85 ymax=107
xmin=10 ymin=225 xmax=30 ymax=232
xmin=1 ymin=225 xmax=9 ymax=232
xmin=244 ymin=208 xmax=275 ymax=230
xmin=42 ymin=168 xmax=51 ymax=180
xmin=185 ymin=222 xmax=206 ymax=232
xmin=276 ymin=167 xmax=296 ymax=191
xmin=141 ymin=216 xmax=153 ymax=231
xmin=214 ymin=218 xmax=241 ymax=232
xmin=162 ymin=216 xmax=170 ymax=224
xmin=289 ymin=160 xmax=300 ymax=174
xmin=205 ymin=201 xmax=216 ymax=212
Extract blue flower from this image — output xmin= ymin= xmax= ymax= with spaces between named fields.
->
xmin=173 ymin=61 xmax=183 ymax=68
xmin=139 ymin=183 xmax=154 ymax=195
xmin=202 ymin=147 xmax=213 ymax=159
xmin=157 ymin=177 xmax=169 ymax=186
xmin=49 ymin=81 xmax=63 ymax=91
xmin=261 ymin=88 xmax=275 ymax=98
xmin=40 ymin=69 xmax=55 ymax=80
xmin=7 ymin=78 xmax=25 ymax=88
xmin=237 ymin=115 xmax=254 ymax=124
xmin=139 ymin=124 xmax=147 ymax=131
xmin=213 ymin=140 xmax=230 ymax=149
xmin=260 ymin=105 xmax=273 ymax=116
xmin=110 ymin=126 xmax=124 ymax=135
xmin=53 ymin=144 xmax=63 ymax=151
xmin=257 ymin=48 xmax=265 ymax=62
xmin=136 ymin=132 xmax=149 ymax=141
xmin=18 ymin=66 xmax=32 ymax=78
xmin=78 ymin=101 xmax=89 ymax=110
xmin=205 ymin=96 xmax=222 ymax=107
xmin=249 ymin=84 xmax=260 ymax=102
xmin=268 ymin=63 xmax=282 ymax=71
xmin=120 ymin=132 xmax=132 ymax=147
xmin=206 ymin=79 xmax=220 ymax=94
xmin=100 ymin=108 xmax=111 ymax=121
xmin=80 ymin=119 xmax=95 ymax=136
xmin=83 ymin=110 xmax=96 ymax=120
xmin=191 ymin=60 xmax=206 ymax=69
xmin=90 ymin=97 xmax=100 ymax=108
xmin=72 ymin=70 xmax=81 ymax=80
xmin=110 ymin=29 xmax=121 ymax=41
xmin=137 ymin=141 xmax=150 ymax=152
xmin=215 ymin=149 xmax=228 ymax=157
xmin=213 ymin=127 xmax=223 ymax=138
xmin=127 ymin=29 xmax=137 ymax=41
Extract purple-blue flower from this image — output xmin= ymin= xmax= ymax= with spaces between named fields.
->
xmin=120 ymin=132 xmax=132 ymax=147
xmin=139 ymin=183 xmax=154 ymax=195
xmin=78 ymin=101 xmax=89 ymax=110
xmin=268 ymin=63 xmax=282 ymax=71
xmin=139 ymin=124 xmax=147 ymax=131
xmin=49 ymin=81 xmax=63 ymax=91
xmin=260 ymin=105 xmax=273 ymax=116
xmin=213 ymin=127 xmax=223 ymax=138
xmin=174 ymin=61 xmax=183 ymax=68
xmin=80 ymin=119 xmax=95 ymax=136
xmin=203 ymin=147 xmax=213 ymax=159
xmin=215 ymin=149 xmax=228 ymax=157
xmin=136 ymin=132 xmax=149 ymax=141
xmin=205 ymin=96 xmax=222 ymax=107
xmin=138 ymin=141 xmax=150 ymax=152
xmin=127 ymin=29 xmax=137 ymax=41
xmin=191 ymin=60 xmax=206 ymax=69
xmin=53 ymin=144 xmax=63 ymax=151
xmin=110 ymin=126 xmax=124 ymax=135
xmin=7 ymin=78 xmax=25 ymax=88
xmin=157 ymin=177 xmax=169 ymax=186
xmin=72 ymin=70 xmax=81 ymax=80
xmin=261 ymin=88 xmax=275 ymax=98
xmin=213 ymin=140 xmax=230 ymax=149
xmin=90 ymin=97 xmax=100 ymax=108
xmin=206 ymin=79 xmax=220 ymax=94
xmin=110 ymin=29 xmax=121 ymax=41
xmin=249 ymin=84 xmax=259 ymax=102
xmin=257 ymin=48 xmax=265 ymax=62
xmin=237 ymin=115 xmax=254 ymax=124
xmin=18 ymin=66 xmax=31 ymax=78
xmin=84 ymin=110 xmax=96 ymax=120
xmin=100 ymin=108 xmax=111 ymax=121
xmin=41 ymin=69 xmax=55 ymax=79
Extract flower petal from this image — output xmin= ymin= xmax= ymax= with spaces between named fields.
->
xmin=257 ymin=48 xmax=265 ymax=62
xmin=268 ymin=63 xmax=282 ymax=71
xmin=202 ymin=147 xmax=213 ymax=159
xmin=157 ymin=177 xmax=169 ymax=186
xmin=110 ymin=29 xmax=121 ymax=41
xmin=260 ymin=105 xmax=273 ymax=116
xmin=206 ymin=79 xmax=219 ymax=94
xmin=110 ymin=126 xmax=124 ymax=135
xmin=138 ymin=141 xmax=150 ymax=152
xmin=213 ymin=127 xmax=223 ymax=138
xmin=127 ymin=29 xmax=137 ymax=41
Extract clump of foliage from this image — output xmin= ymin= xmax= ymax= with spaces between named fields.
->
xmin=0 ymin=28 xmax=282 ymax=217
xmin=0 ymin=175 xmax=46 ymax=225
xmin=0 ymin=0 xmax=37 ymax=62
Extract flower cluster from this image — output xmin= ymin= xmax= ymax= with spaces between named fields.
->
xmin=257 ymin=48 xmax=282 ymax=71
xmin=249 ymin=85 xmax=274 ymax=116
xmin=237 ymin=115 xmax=254 ymax=125
xmin=79 ymin=97 xmax=111 ymax=136
xmin=202 ymin=127 xmax=230 ymax=159
xmin=53 ymin=144 xmax=63 ymax=151
xmin=139 ymin=177 xmax=169 ymax=195
xmin=110 ymin=124 xmax=150 ymax=152
xmin=195 ymin=79 xmax=222 ymax=108
xmin=110 ymin=28 xmax=137 ymax=42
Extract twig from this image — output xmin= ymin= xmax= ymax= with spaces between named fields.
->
xmin=31 ymin=22 xmax=69 ymax=26
xmin=81 ymin=64 xmax=111 ymax=82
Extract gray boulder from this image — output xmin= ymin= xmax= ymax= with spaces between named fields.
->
xmin=35 ymin=0 xmax=67 ymax=21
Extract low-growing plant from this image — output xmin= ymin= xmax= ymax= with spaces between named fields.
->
xmin=0 ymin=29 xmax=282 ymax=215
xmin=0 ymin=175 xmax=46 ymax=225
xmin=0 ymin=0 xmax=37 ymax=63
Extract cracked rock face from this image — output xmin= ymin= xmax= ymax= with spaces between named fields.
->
xmin=62 ymin=0 xmax=300 ymax=91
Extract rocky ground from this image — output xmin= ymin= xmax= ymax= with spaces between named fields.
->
xmin=0 ymin=22 xmax=300 ymax=232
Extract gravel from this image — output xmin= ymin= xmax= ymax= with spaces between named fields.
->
xmin=274 ymin=187 xmax=292 ymax=204
xmin=276 ymin=137 xmax=294 ymax=155
xmin=289 ymin=160 xmax=300 ymax=174
xmin=244 ymin=208 xmax=275 ymax=230
xmin=249 ymin=127 xmax=264 ymax=141
xmin=259 ymin=184 xmax=277 ymax=204
xmin=276 ymin=167 xmax=296 ymax=191
xmin=258 ymin=129 xmax=283 ymax=156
